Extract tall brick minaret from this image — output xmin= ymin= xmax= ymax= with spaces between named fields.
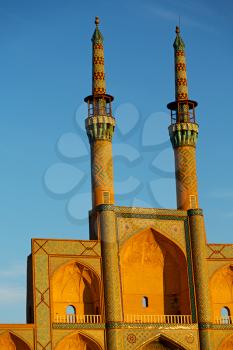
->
xmin=168 ymin=27 xmax=212 ymax=349
xmin=85 ymin=16 xmax=115 ymax=208
xmin=167 ymin=26 xmax=199 ymax=211
xmin=85 ymin=18 xmax=124 ymax=349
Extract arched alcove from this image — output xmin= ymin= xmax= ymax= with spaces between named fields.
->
xmin=218 ymin=335 xmax=233 ymax=350
xmin=52 ymin=261 xmax=101 ymax=320
xmin=210 ymin=265 xmax=233 ymax=322
xmin=120 ymin=228 xmax=190 ymax=316
xmin=0 ymin=332 xmax=31 ymax=350
xmin=55 ymin=332 xmax=102 ymax=350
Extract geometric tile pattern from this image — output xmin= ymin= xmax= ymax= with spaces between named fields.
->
xmin=122 ymin=327 xmax=199 ymax=350
xmin=92 ymin=141 xmax=113 ymax=188
xmin=53 ymin=323 xmax=105 ymax=329
xmin=100 ymin=210 xmax=123 ymax=322
xmin=174 ymin=146 xmax=199 ymax=210
xmin=114 ymin=206 xmax=187 ymax=217
xmin=173 ymin=27 xmax=189 ymax=101
xmin=116 ymin=216 xmax=187 ymax=252
xmin=188 ymin=214 xmax=212 ymax=349
xmin=92 ymin=21 xmax=106 ymax=95
xmin=207 ymin=244 xmax=233 ymax=259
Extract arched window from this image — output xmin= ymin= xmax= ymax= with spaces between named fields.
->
xmin=142 ymin=296 xmax=149 ymax=308
xmin=66 ymin=305 xmax=76 ymax=323
xmin=66 ymin=305 xmax=76 ymax=314
xmin=221 ymin=306 xmax=231 ymax=324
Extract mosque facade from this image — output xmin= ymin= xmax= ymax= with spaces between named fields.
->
xmin=0 ymin=18 xmax=233 ymax=350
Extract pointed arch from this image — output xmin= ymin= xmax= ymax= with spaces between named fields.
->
xmin=51 ymin=260 xmax=102 ymax=321
xmin=136 ymin=333 xmax=187 ymax=349
xmin=120 ymin=223 xmax=186 ymax=254
xmin=210 ymin=264 xmax=233 ymax=322
xmin=218 ymin=334 xmax=233 ymax=350
xmin=120 ymin=227 xmax=191 ymax=316
xmin=54 ymin=331 xmax=102 ymax=350
xmin=0 ymin=331 xmax=31 ymax=350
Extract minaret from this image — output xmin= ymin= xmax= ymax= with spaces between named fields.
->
xmin=85 ymin=16 xmax=115 ymax=208
xmin=167 ymin=26 xmax=199 ymax=210
xmin=168 ymin=27 xmax=212 ymax=349
xmin=85 ymin=18 xmax=124 ymax=349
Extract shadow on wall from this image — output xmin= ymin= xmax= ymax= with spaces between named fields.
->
xmin=51 ymin=262 xmax=101 ymax=319
xmin=55 ymin=332 xmax=101 ymax=350
xmin=0 ymin=332 xmax=31 ymax=350
xmin=210 ymin=264 xmax=233 ymax=323
xmin=120 ymin=228 xmax=191 ymax=316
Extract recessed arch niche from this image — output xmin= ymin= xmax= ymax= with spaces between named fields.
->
xmin=0 ymin=332 xmax=31 ymax=350
xmin=51 ymin=261 xmax=101 ymax=319
xmin=55 ymin=332 xmax=102 ymax=350
xmin=210 ymin=264 xmax=233 ymax=321
xmin=120 ymin=228 xmax=190 ymax=316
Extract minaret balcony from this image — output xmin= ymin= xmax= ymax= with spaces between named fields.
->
xmin=167 ymin=99 xmax=197 ymax=124
xmin=88 ymin=104 xmax=112 ymax=117
xmin=125 ymin=314 xmax=192 ymax=324
xmin=84 ymin=94 xmax=114 ymax=118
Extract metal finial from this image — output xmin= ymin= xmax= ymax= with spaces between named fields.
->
xmin=95 ymin=16 xmax=100 ymax=26
xmin=176 ymin=26 xmax=180 ymax=34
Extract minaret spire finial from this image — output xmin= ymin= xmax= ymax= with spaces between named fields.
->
xmin=95 ymin=16 xmax=100 ymax=26
xmin=173 ymin=25 xmax=188 ymax=102
xmin=84 ymin=16 xmax=114 ymax=107
xmin=91 ymin=16 xmax=106 ymax=95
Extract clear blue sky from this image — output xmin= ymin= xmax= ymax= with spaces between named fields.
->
xmin=0 ymin=0 xmax=232 ymax=323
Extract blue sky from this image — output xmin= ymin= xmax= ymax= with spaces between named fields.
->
xmin=0 ymin=0 xmax=232 ymax=323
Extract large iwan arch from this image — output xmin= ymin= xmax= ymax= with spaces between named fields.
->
xmin=120 ymin=228 xmax=191 ymax=316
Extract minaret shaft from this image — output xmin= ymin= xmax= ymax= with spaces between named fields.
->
xmin=174 ymin=145 xmax=199 ymax=209
xmin=90 ymin=140 xmax=114 ymax=206
xmin=174 ymin=39 xmax=189 ymax=101
xmin=92 ymin=41 xmax=106 ymax=95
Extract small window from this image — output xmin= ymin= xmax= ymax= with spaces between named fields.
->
xmin=66 ymin=305 xmax=76 ymax=324
xmin=142 ymin=296 xmax=149 ymax=308
xmin=189 ymin=195 xmax=196 ymax=208
xmin=221 ymin=306 xmax=231 ymax=324
xmin=103 ymin=191 xmax=110 ymax=204
xmin=66 ymin=305 xmax=76 ymax=315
